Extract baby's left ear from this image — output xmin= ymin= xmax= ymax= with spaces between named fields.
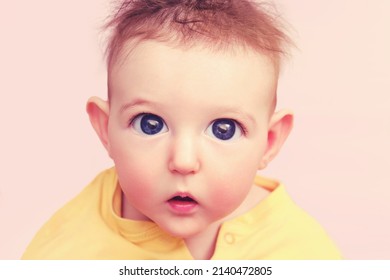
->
xmin=258 ymin=109 xmax=294 ymax=169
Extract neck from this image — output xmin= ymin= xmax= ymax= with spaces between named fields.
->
xmin=184 ymin=222 xmax=221 ymax=260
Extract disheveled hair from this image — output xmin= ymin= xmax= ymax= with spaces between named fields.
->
xmin=104 ymin=0 xmax=292 ymax=71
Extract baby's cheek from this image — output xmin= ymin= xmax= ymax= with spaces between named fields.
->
xmin=208 ymin=181 xmax=248 ymax=217
xmin=208 ymin=168 xmax=257 ymax=214
xmin=116 ymin=162 xmax=156 ymax=198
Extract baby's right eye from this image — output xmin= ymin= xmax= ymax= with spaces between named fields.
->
xmin=131 ymin=113 xmax=168 ymax=135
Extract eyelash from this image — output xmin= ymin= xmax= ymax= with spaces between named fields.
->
xmin=230 ymin=119 xmax=248 ymax=136
xmin=128 ymin=112 xmax=248 ymax=136
xmin=128 ymin=112 xmax=149 ymax=126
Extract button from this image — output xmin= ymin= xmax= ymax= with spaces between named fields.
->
xmin=224 ymin=233 xmax=235 ymax=244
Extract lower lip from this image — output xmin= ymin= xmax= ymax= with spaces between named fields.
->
xmin=167 ymin=200 xmax=198 ymax=214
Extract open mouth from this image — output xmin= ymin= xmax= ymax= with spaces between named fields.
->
xmin=167 ymin=194 xmax=198 ymax=213
xmin=169 ymin=196 xmax=196 ymax=202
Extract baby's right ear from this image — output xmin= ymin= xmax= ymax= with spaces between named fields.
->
xmin=86 ymin=97 xmax=111 ymax=157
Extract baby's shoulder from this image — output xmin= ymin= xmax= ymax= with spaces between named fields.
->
xmin=22 ymin=169 xmax=117 ymax=259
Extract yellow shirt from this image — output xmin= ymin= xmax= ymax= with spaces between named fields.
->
xmin=22 ymin=168 xmax=341 ymax=259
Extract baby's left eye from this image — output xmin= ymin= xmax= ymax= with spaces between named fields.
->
xmin=205 ymin=119 xmax=242 ymax=141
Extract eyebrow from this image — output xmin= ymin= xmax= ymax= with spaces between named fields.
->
xmin=217 ymin=107 xmax=257 ymax=126
xmin=119 ymin=98 xmax=154 ymax=115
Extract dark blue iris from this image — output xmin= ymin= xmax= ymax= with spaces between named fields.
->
xmin=212 ymin=119 xmax=236 ymax=140
xmin=140 ymin=114 xmax=165 ymax=135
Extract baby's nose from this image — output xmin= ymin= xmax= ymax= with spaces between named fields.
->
xmin=168 ymin=135 xmax=200 ymax=175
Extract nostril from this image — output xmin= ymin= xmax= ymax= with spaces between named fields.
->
xmin=168 ymin=156 xmax=200 ymax=174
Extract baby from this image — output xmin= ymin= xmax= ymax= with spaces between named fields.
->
xmin=23 ymin=0 xmax=341 ymax=259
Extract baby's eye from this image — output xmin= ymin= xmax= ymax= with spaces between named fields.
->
xmin=206 ymin=119 xmax=242 ymax=141
xmin=131 ymin=113 xmax=168 ymax=135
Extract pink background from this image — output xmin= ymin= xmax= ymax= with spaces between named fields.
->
xmin=1 ymin=0 xmax=389 ymax=259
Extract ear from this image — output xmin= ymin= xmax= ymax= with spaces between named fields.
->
xmin=86 ymin=96 xmax=112 ymax=157
xmin=258 ymin=109 xmax=294 ymax=169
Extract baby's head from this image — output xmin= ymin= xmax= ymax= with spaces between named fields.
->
xmin=87 ymin=0 xmax=293 ymax=239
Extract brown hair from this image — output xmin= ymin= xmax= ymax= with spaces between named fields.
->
xmin=104 ymin=0 xmax=292 ymax=71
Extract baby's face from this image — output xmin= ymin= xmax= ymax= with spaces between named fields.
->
xmin=107 ymin=40 xmax=277 ymax=238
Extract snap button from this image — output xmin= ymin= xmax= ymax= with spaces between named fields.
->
xmin=224 ymin=233 xmax=235 ymax=244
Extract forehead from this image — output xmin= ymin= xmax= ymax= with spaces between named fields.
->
xmin=108 ymin=40 xmax=277 ymax=113
xmin=110 ymin=39 xmax=277 ymax=75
